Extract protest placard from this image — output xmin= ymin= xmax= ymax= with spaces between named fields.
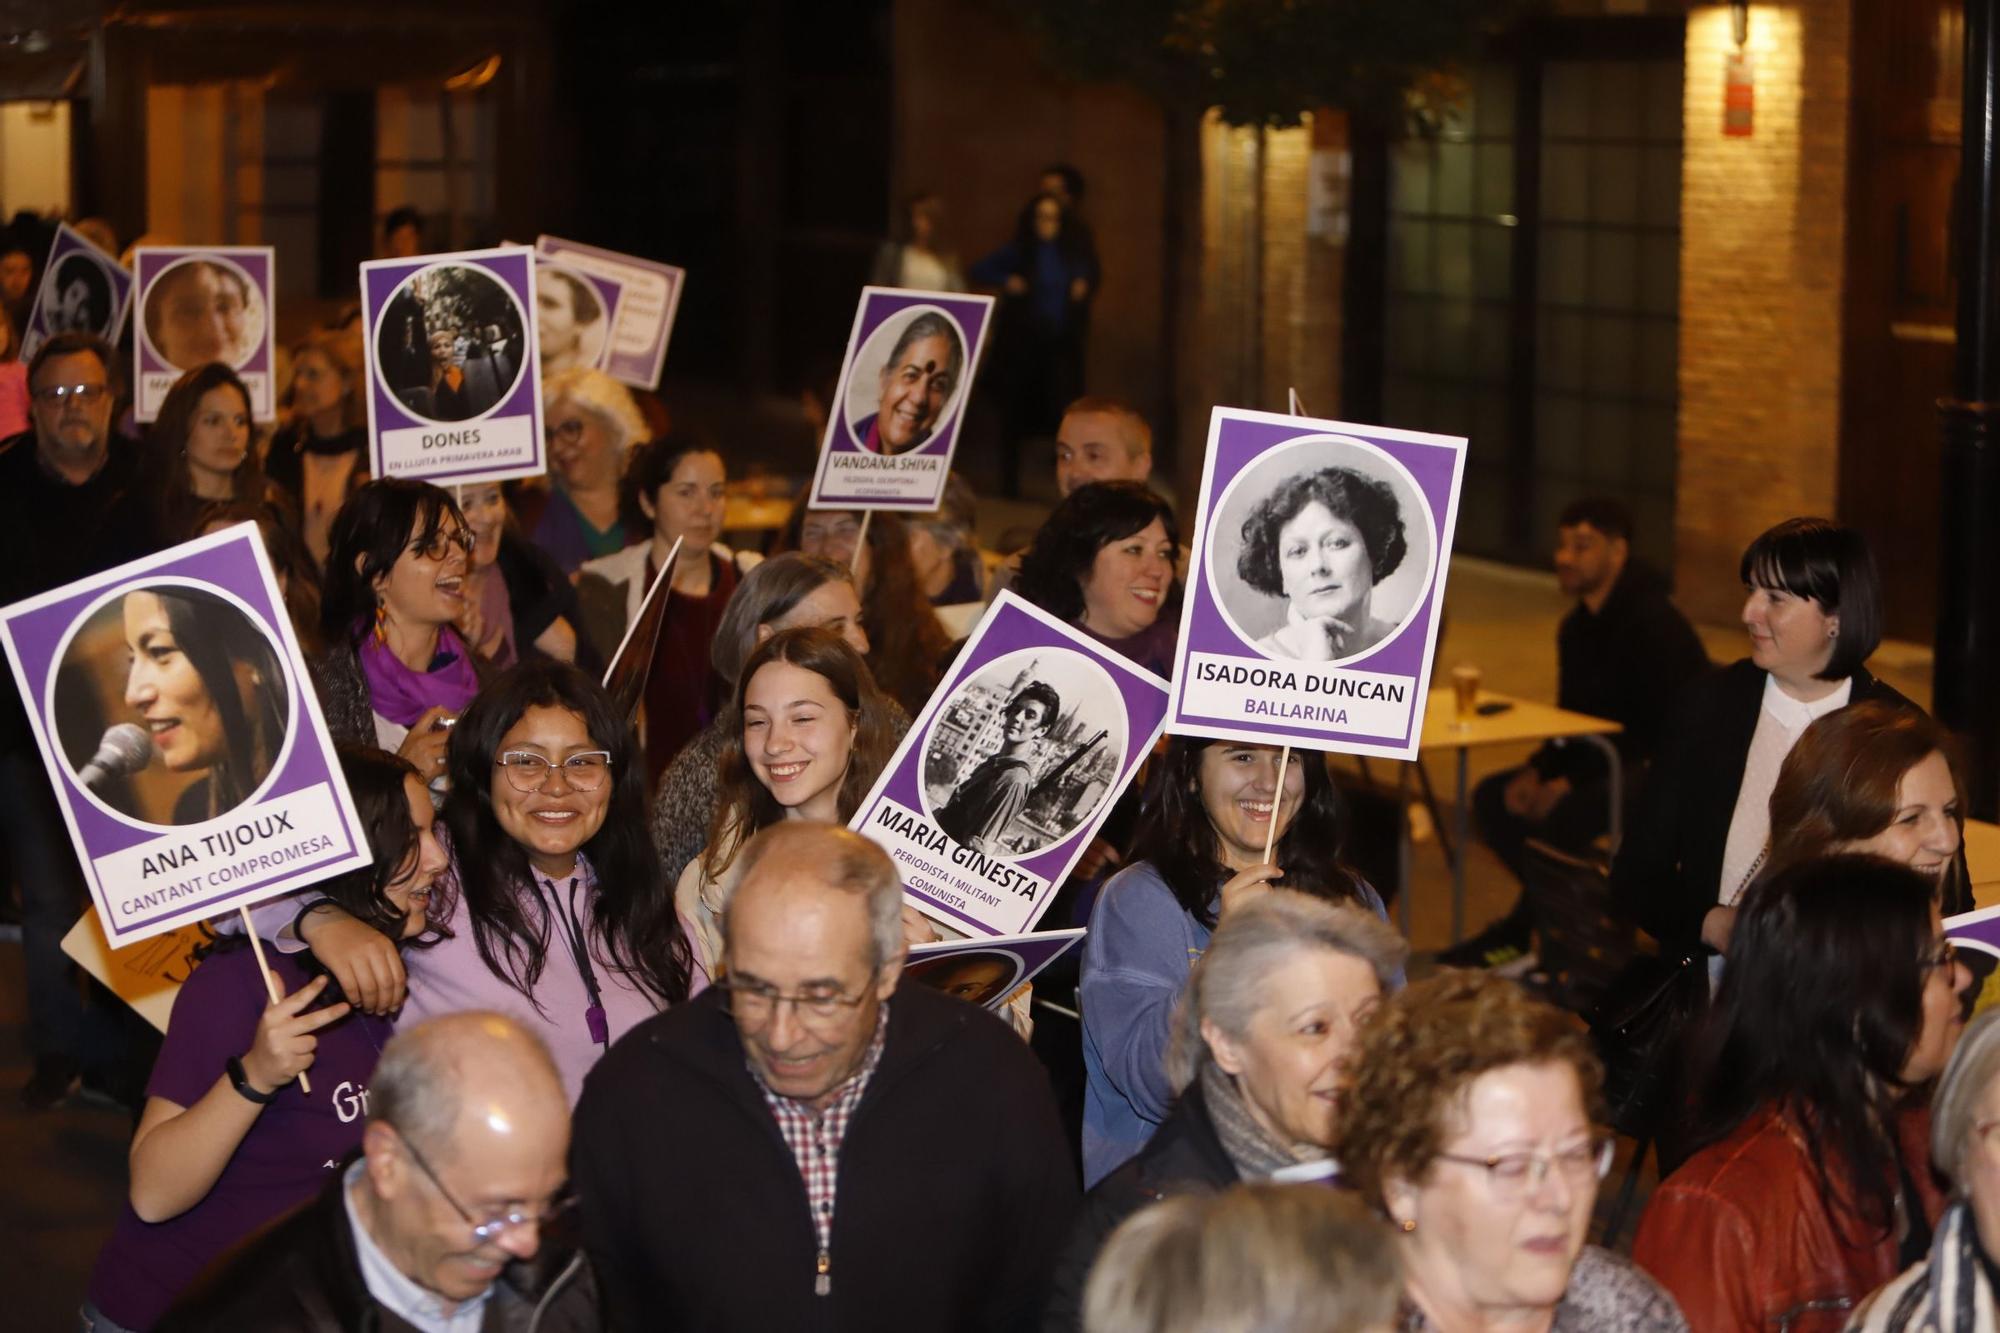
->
xmin=805 ymin=286 xmax=995 ymax=512
xmin=0 ymin=524 xmax=372 ymax=946
xmin=132 ymin=246 xmax=277 ymax=421
xmin=20 ymin=222 xmax=134 ymax=360
xmin=905 ymin=929 xmax=1086 ymax=1013
xmin=535 ymin=235 xmax=683 ymax=388
xmin=1166 ymin=407 xmax=1466 ymax=761
xmin=1949 ymin=905 xmax=2000 ymax=1018
xmin=360 ymin=247 xmax=544 ymax=486
xmin=534 ymin=254 xmax=624 ymax=378
xmin=61 ymin=910 xmax=211 ymax=1032
xmin=851 ymin=591 xmax=1169 ymax=936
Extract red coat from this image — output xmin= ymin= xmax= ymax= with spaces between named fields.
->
xmin=1632 ymin=1103 xmax=1946 ymax=1333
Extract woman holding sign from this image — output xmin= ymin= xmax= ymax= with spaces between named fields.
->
xmin=81 ymin=747 xmax=445 ymax=1333
xmin=1079 ymin=736 xmax=1390 ymax=1186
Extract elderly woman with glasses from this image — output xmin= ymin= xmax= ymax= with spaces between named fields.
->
xmin=1338 ymin=970 xmax=1687 ymax=1332
xmin=1852 ymin=1007 xmax=2000 ymax=1330
xmin=526 ymin=367 xmax=650 ymax=574
xmin=1048 ymin=890 xmax=1406 ymax=1330
xmin=1633 ymin=854 xmax=1966 ymax=1332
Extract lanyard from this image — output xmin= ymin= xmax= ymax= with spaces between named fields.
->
xmin=540 ymin=876 xmax=609 ymax=1048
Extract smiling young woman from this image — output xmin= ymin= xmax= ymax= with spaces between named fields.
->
xmin=1014 ymin=481 xmax=1180 ymax=679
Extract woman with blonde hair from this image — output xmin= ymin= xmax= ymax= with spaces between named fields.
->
xmin=523 ymin=366 xmax=651 ymax=573
xmin=265 ymin=326 xmax=368 ymax=564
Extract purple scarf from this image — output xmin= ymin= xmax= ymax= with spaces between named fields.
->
xmin=357 ymin=623 xmax=481 ymax=727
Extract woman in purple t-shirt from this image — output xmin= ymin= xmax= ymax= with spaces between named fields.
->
xmin=81 ymin=748 xmax=447 ymax=1333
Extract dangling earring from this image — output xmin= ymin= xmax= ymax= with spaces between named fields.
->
xmin=373 ymin=602 xmax=388 ymax=646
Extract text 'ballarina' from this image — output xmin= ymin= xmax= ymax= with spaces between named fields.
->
xmin=1191 ymin=661 xmax=1407 ymax=702
xmin=142 ymin=811 xmax=295 ymax=877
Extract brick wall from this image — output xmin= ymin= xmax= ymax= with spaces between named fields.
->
xmin=1675 ymin=0 xmax=1853 ymax=623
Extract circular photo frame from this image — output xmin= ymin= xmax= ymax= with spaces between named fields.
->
xmin=48 ymin=577 xmax=296 ymax=830
xmin=918 ymin=646 xmax=1128 ymax=862
xmin=1204 ymin=434 xmax=1438 ymax=666
xmin=40 ymin=250 xmax=122 ymax=341
xmin=137 ymin=254 xmax=268 ymax=373
xmin=536 ymin=260 xmax=611 ymax=378
xmin=842 ymin=303 xmax=971 ymax=457
xmin=372 ymin=261 xmax=530 ymax=427
xmin=906 ymin=948 xmax=1027 ymax=1010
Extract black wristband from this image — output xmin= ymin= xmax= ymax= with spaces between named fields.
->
xmin=227 ymin=1054 xmax=279 ymax=1105
xmin=289 ymin=897 xmax=331 ymax=943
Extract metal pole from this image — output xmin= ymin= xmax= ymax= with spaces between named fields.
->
xmin=1938 ymin=0 xmax=2000 ymax=818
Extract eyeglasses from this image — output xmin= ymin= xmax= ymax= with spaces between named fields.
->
xmin=397 ymin=1128 xmax=576 ymax=1243
xmin=408 ymin=527 xmax=475 ymax=562
xmin=495 ymin=750 xmax=613 ymax=793
xmin=31 ymin=383 xmax=108 ymax=408
xmin=545 ymin=418 xmax=586 ymax=444
xmin=718 ymin=970 xmax=878 ymax=1032
xmin=1433 ymin=1135 xmax=1615 ymax=1200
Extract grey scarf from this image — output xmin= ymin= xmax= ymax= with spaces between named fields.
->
xmin=1199 ymin=1060 xmax=1331 ymax=1179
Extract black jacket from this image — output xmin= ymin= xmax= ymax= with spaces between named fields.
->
xmin=158 ymin=1171 xmax=600 ymax=1333
xmin=1609 ymin=658 xmax=1967 ymax=951
xmin=1534 ymin=560 xmax=1711 ymax=783
xmin=1043 ymin=1079 xmax=1239 ymax=1332
xmin=573 ymin=981 xmax=1080 ymax=1333
xmin=496 ymin=529 xmax=600 ymax=675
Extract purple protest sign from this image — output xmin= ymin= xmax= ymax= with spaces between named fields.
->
xmin=806 ymin=286 xmax=995 ymax=512
xmin=360 ymin=247 xmax=544 ymax=486
xmin=1949 ymin=906 xmax=2000 ymax=1019
xmin=535 ymin=235 xmax=684 ymax=389
xmin=535 ymin=255 xmax=625 ymax=379
xmin=906 ymin=928 xmax=1086 ymax=1013
xmin=20 ymin=222 xmax=134 ymax=361
xmin=851 ymin=591 xmax=1169 ymax=936
xmin=132 ymin=247 xmax=277 ymax=422
xmin=1167 ymin=407 xmax=1467 ymax=761
xmin=0 ymin=525 xmax=370 ymax=947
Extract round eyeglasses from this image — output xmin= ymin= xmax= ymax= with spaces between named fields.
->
xmin=1432 ymin=1134 xmax=1616 ymax=1201
xmin=494 ymin=750 xmax=613 ymax=794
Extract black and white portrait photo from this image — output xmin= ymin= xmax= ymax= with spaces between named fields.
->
xmin=919 ymin=648 xmax=1128 ymax=860
xmin=1206 ymin=436 xmax=1436 ymax=665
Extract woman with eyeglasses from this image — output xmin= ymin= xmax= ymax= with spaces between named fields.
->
xmin=279 ymin=660 xmax=694 ymax=1103
xmin=1337 ymin=969 xmax=1687 ymax=1332
xmin=525 ymin=367 xmax=648 ymax=575
xmin=1633 ymin=854 xmax=1967 ymax=1331
xmin=79 ymin=747 xmax=446 ymax=1333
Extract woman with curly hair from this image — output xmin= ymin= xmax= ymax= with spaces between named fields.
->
xmin=1013 ymin=480 xmax=1178 ymax=677
xmin=1338 ymin=969 xmax=1686 ymax=1331
xmin=1236 ymin=464 xmax=1407 ymax=662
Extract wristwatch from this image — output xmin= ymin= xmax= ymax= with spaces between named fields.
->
xmin=227 ymin=1054 xmax=279 ymax=1105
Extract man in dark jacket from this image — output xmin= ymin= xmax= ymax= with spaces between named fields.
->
xmin=1444 ymin=497 xmax=1711 ymax=968
xmin=160 ymin=1012 xmax=598 ymax=1332
xmin=0 ymin=331 xmax=166 ymax=1109
xmin=574 ymin=822 xmax=1080 ymax=1332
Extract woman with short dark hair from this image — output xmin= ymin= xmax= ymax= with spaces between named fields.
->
xmin=1633 ymin=854 xmax=1968 ymax=1329
xmin=1014 ymin=480 xmax=1179 ymax=677
xmin=1236 ymin=465 xmax=1407 ymax=661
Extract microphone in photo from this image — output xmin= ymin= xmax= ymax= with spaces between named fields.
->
xmin=78 ymin=723 xmax=157 ymax=792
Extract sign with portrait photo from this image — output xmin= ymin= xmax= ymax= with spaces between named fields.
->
xmin=851 ymin=591 xmax=1170 ymax=937
xmin=534 ymin=254 xmax=624 ymax=380
xmin=535 ymin=235 xmax=683 ymax=389
xmin=1167 ymin=407 xmax=1466 ymax=761
xmin=805 ymin=286 xmax=995 ymax=512
xmin=360 ymin=247 xmax=545 ymax=487
xmin=132 ymin=246 xmax=278 ymax=422
xmin=20 ymin=221 xmax=135 ymax=361
xmin=0 ymin=524 xmax=373 ymax=946
xmin=905 ymin=928 xmax=1086 ymax=1014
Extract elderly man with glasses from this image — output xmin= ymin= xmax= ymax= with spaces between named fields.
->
xmin=161 ymin=1011 xmax=599 ymax=1331
xmin=574 ymin=821 xmax=1079 ymax=1332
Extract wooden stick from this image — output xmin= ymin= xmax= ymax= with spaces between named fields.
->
xmin=1261 ymin=744 xmax=1292 ymax=867
xmin=239 ymin=904 xmax=309 ymax=1094
xmin=851 ymin=510 xmax=873 ymax=573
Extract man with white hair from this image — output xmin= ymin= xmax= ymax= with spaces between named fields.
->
xmin=574 ymin=821 xmax=1078 ymax=1331
xmin=161 ymin=1012 xmax=597 ymax=1331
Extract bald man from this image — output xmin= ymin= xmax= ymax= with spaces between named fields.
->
xmin=575 ymin=821 xmax=1078 ymax=1332
xmin=161 ymin=1012 xmax=599 ymax=1331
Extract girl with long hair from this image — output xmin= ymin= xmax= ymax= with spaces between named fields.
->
xmin=148 ymin=363 xmax=267 ymax=542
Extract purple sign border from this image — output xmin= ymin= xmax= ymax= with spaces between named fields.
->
xmin=535 ymin=235 xmax=684 ymax=389
xmin=850 ymin=590 xmax=1171 ymax=936
xmin=1166 ymin=407 xmax=1467 ymax=761
xmin=20 ymin=222 xmax=134 ymax=361
xmin=0 ymin=525 xmax=371 ymax=945
xmin=132 ymin=246 xmax=277 ymax=422
xmin=805 ymin=286 xmax=996 ymax=513
xmin=359 ymin=247 xmax=546 ymax=487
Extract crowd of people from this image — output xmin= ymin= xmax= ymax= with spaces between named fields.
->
xmin=0 ymin=188 xmax=1991 ymax=1333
